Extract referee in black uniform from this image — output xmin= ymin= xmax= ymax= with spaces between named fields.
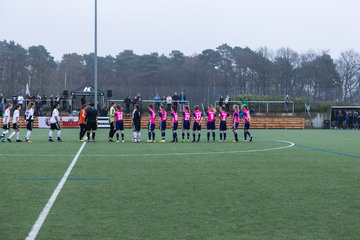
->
xmin=86 ymin=103 xmax=98 ymax=142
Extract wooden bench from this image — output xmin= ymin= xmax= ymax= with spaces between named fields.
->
xmin=0 ymin=117 xmax=39 ymax=128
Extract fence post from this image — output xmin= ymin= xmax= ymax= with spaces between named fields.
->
xmin=266 ymin=102 xmax=269 ymax=113
xmin=292 ymin=102 xmax=295 ymax=113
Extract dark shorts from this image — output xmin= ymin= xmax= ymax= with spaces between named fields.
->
xmin=192 ymin=122 xmax=201 ymax=131
xmin=50 ymin=122 xmax=61 ymax=130
xmin=160 ymin=121 xmax=166 ymax=131
xmin=244 ymin=123 xmax=250 ymax=130
xmin=219 ymin=121 xmax=227 ymax=131
xmin=133 ymin=123 xmax=141 ymax=132
xmin=13 ymin=123 xmax=19 ymax=130
xmin=148 ymin=123 xmax=155 ymax=131
xmin=3 ymin=123 xmax=10 ymax=130
xmin=233 ymin=122 xmax=239 ymax=130
xmin=115 ymin=121 xmax=124 ymax=131
xmin=183 ymin=120 xmax=190 ymax=130
xmin=172 ymin=122 xmax=178 ymax=131
xmin=27 ymin=121 xmax=33 ymax=131
xmin=207 ymin=121 xmax=215 ymax=130
xmin=87 ymin=121 xmax=97 ymax=131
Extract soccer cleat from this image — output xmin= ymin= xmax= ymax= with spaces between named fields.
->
xmin=175 ymin=138 xmax=178 ymax=142
xmin=152 ymin=140 xmax=156 ymax=143
xmin=182 ymin=139 xmax=185 ymax=143
xmin=49 ymin=139 xmax=54 ymax=142
xmin=116 ymin=140 xmax=120 ymax=143
xmin=244 ymin=140 xmax=247 ymax=142
xmin=219 ymin=140 xmax=223 ymax=143
xmin=233 ymin=140 xmax=238 ymax=143
xmin=108 ymin=138 xmax=114 ymax=142
xmin=147 ymin=140 xmax=152 ymax=143
xmin=7 ymin=138 xmax=12 ymax=143
xmin=26 ymin=140 xmax=32 ymax=143
xmin=160 ymin=140 xmax=165 ymax=143
xmin=16 ymin=140 xmax=22 ymax=142
xmin=132 ymin=139 xmax=138 ymax=143
xmin=1 ymin=137 xmax=4 ymax=142
xmin=249 ymin=137 xmax=253 ymax=142
xmin=171 ymin=140 xmax=175 ymax=143
xmin=192 ymin=139 xmax=196 ymax=142
xmin=187 ymin=140 xmax=190 ymax=143
xmin=121 ymin=140 xmax=125 ymax=143
xmin=57 ymin=138 xmax=63 ymax=142
xmin=196 ymin=139 xmax=200 ymax=142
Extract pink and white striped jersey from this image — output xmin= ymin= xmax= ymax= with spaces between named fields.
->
xmin=193 ymin=110 xmax=203 ymax=123
xmin=115 ymin=110 xmax=123 ymax=122
xmin=149 ymin=109 xmax=156 ymax=124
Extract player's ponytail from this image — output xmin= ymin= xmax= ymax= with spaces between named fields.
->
xmin=27 ymin=102 xmax=34 ymax=110
xmin=148 ymin=104 xmax=154 ymax=110
xmin=194 ymin=105 xmax=199 ymax=111
xmin=116 ymin=104 xmax=122 ymax=111
xmin=5 ymin=103 xmax=12 ymax=110
xmin=234 ymin=105 xmax=239 ymax=111
xmin=171 ymin=105 xmax=177 ymax=112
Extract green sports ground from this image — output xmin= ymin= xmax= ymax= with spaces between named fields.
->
xmin=1 ymin=129 xmax=360 ymax=240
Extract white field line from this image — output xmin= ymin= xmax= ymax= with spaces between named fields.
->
xmin=25 ymin=141 xmax=87 ymax=240
xmin=82 ymin=140 xmax=295 ymax=157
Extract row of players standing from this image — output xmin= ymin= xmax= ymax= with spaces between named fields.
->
xmin=0 ymin=102 xmax=63 ymax=143
xmin=107 ymin=102 xmax=252 ymax=143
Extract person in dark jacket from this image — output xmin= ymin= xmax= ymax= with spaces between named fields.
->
xmin=86 ymin=103 xmax=98 ymax=142
xmin=81 ymin=96 xmax=86 ymax=105
xmin=124 ymin=96 xmax=131 ymax=114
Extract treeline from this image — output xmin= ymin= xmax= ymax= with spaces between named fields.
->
xmin=1 ymin=40 xmax=360 ymax=103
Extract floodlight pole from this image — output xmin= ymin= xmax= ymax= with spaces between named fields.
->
xmin=94 ymin=0 xmax=98 ymax=110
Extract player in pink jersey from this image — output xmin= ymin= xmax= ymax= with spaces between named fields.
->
xmin=218 ymin=106 xmax=230 ymax=142
xmin=114 ymin=104 xmax=125 ymax=142
xmin=171 ymin=105 xmax=179 ymax=142
xmin=182 ymin=105 xmax=191 ymax=142
xmin=232 ymin=105 xmax=240 ymax=142
xmin=147 ymin=104 xmax=156 ymax=143
xmin=206 ymin=104 xmax=216 ymax=142
xmin=192 ymin=105 xmax=203 ymax=142
xmin=159 ymin=105 xmax=167 ymax=143
xmin=241 ymin=104 xmax=253 ymax=142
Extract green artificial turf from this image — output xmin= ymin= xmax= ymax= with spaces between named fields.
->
xmin=1 ymin=129 xmax=360 ymax=240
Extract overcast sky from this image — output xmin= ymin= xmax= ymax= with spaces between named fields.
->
xmin=1 ymin=0 xmax=359 ymax=61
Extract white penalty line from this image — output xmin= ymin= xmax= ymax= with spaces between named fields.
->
xmin=25 ymin=141 xmax=87 ymax=240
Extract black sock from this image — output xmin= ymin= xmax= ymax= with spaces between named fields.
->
xmin=224 ymin=133 xmax=226 ymax=140
xmin=193 ymin=133 xmax=196 ymax=141
xmin=207 ymin=132 xmax=210 ymax=140
xmin=175 ymin=132 xmax=178 ymax=140
xmin=235 ymin=132 xmax=238 ymax=141
xmin=220 ymin=133 xmax=223 ymax=140
xmin=212 ymin=132 xmax=215 ymax=140
xmin=198 ymin=133 xmax=201 ymax=140
xmin=162 ymin=132 xmax=165 ymax=140
xmin=173 ymin=132 xmax=175 ymax=140
xmin=244 ymin=132 xmax=247 ymax=140
xmin=116 ymin=133 xmax=119 ymax=140
xmin=182 ymin=132 xmax=185 ymax=139
xmin=87 ymin=132 xmax=90 ymax=140
xmin=152 ymin=132 xmax=155 ymax=140
xmin=121 ymin=133 xmax=124 ymax=140
xmin=247 ymin=131 xmax=252 ymax=137
xmin=148 ymin=132 xmax=151 ymax=140
xmin=92 ymin=132 xmax=96 ymax=140
xmin=187 ymin=132 xmax=190 ymax=140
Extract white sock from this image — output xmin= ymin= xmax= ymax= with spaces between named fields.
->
xmin=16 ymin=132 xmax=20 ymax=140
xmin=2 ymin=130 xmax=9 ymax=137
xmin=49 ymin=130 xmax=53 ymax=138
xmin=133 ymin=132 xmax=136 ymax=139
xmin=26 ymin=131 xmax=31 ymax=140
xmin=9 ymin=132 xmax=16 ymax=139
xmin=137 ymin=132 xmax=141 ymax=139
xmin=57 ymin=130 xmax=61 ymax=138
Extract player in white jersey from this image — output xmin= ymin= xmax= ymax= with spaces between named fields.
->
xmin=1 ymin=104 xmax=12 ymax=142
xmin=7 ymin=105 xmax=22 ymax=142
xmin=25 ymin=102 xmax=35 ymax=143
xmin=49 ymin=103 xmax=63 ymax=142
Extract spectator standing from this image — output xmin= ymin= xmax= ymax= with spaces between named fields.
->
xmin=132 ymin=96 xmax=138 ymax=109
xmin=0 ymin=93 xmax=6 ymax=112
xmin=161 ymin=96 xmax=167 ymax=107
xmin=61 ymin=95 xmax=66 ymax=110
xmin=172 ymin=92 xmax=179 ymax=108
xmin=166 ymin=95 xmax=172 ymax=111
xmin=338 ymin=110 xmax=343 ymax=129
xmin=41 ymin=95 xmax=47 ymax=113
xmin=348 ymin=111 xmax=353 ymax=129
xmin=136 ymin=92 xmax=142 ymax=101
xmin=81 ymin=96 xmax=86 ymax=105
xmin=225 ymin=95 xmax=230 ymax=111
xmin=154 ymin=93 xmax=161 ymax=111
xmin=219 ymin=96 xmax=224 ymax=108
xmin=55 ymin=95 xmax=60 ymax=105
xmin=12 ymin=94 xmax=17 ymax=105
xmin=353 ymin=111 xmax=359 ymax=129
xmin=36 ymin=94 xmax=42 ymax=116
xmin=284 ymin=95 xmax=291 ymax=113
xmin=138 ymin=97 xmax=143 ymax=114
xmin=180 ymin=92 xmax=186 ymax=110
xmin=124 ymin=96 xmax=131 ymax=114
xmin=18 ymin=94 xmax=24 ymax=109
xmin=50 ymin=95 xmax=54 ymax=109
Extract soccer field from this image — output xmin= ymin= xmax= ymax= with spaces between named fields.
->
xmin=1 ymin=129 xmax=360 ymax=240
